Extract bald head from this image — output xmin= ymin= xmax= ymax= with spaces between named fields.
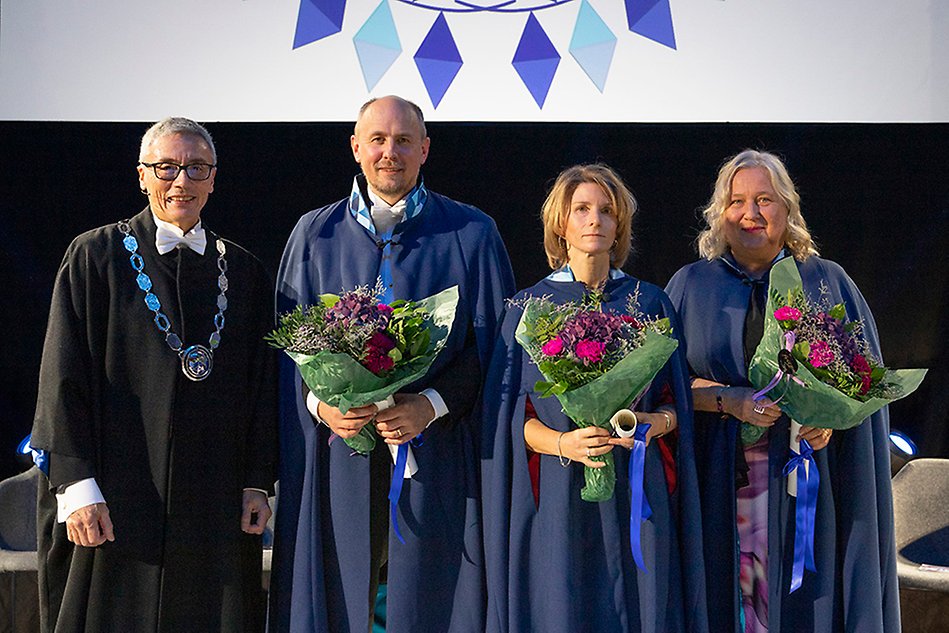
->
xmin=350 ymin=95 xmax=431 ymax=205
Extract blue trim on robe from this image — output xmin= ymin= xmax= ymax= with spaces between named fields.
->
xmin=665 ymin=255 xmax=900 ymax=633
xmin=270 ymin=190 xmax=515 ymax=633
xmin=481 ymin=275 xmax=710 ymax=633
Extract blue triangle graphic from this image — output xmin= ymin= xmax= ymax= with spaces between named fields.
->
xmin=513 ymin=13 xmax=559 ymax=63
xmin=292 ymin=0 xmax=345 ymax=49
xmin=571 ymin=40 xmax=616 ymax=92
xmin=416 ymin=13 xmax=462 ymax=63
xmin=513 ymin=57 xmax=559 ymax=108
xmin=354 ymin=40 xmax=401 ymax=90
xmin=571 ymin=0 xmax=615 ymax=50
xmin=630 ymin=0 xmax=677 ymax=50
xmin=353 ymin=1 xmax=401 ymax=50
xmin=415 ymin=58 xmax=462 ymax=108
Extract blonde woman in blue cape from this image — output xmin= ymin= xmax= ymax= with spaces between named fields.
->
xmin=481 ymin=164 xmax=709 ymax=633
xmin=665 ymin=150 xmax=899 ymax=632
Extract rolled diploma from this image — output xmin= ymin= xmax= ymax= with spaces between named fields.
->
xmin=610 ymin=409 xmax=638 ymax=439
xmin=787 ymin=419 xmax=808 ymax=497
xmin=374 ymin=395 xmax=419 ymax=479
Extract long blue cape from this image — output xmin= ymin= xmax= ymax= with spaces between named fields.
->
xmin=481 ymin=275 xmax=709 ymax=633
xmin=665 ymin=255 xmax=900 ymax=632
xmin=269 ymin=191 xmax=514 ymax=632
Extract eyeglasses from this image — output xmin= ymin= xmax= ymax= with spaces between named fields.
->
xmin=140 ymin=162 xmax=216 ymax=181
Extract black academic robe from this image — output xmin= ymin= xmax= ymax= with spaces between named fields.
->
xmin=31 ymin=209 xmax=277 ymax=633
xmin=269 ymin=188 xmax=515 ymax=633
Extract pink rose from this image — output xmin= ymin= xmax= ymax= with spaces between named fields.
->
xmin=808 ymin=340 xmax=835 ymax=368
xmin=575 ymin=339 xmax=605 ymax=364
xmin=541 ymin=337 xmax=565 ymax=357
xmin=774 ymin=306 xmax=802 ymax=322
xmin=377 ymin=303 xmax=393 ymax=314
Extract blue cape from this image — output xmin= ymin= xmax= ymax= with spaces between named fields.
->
xmin=665 ymin=255 xmax=900 ymax=632
xmin=269 ymin=191 xmax=514 ymax=632
xmin=481 ymin=275 xmax=709 ymax=633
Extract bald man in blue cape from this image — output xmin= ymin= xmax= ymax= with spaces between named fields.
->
xmin=268 ymin=95 xmax=515 ymax=633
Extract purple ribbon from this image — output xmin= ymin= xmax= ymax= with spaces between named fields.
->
xmin=782 ymin=438 xmax=819 ymax=592
xmin=753 ymin=331 xmax=807 ymax=404
xmin=627 ymin=422 xmax=653 ymax=572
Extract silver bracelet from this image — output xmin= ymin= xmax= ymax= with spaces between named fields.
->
xmin=657 ymin=409 xmax=673 ymax=436
xmin=557 ymin=431 xmax=570 ymax=467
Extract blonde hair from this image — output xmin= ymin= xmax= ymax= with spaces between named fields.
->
xmin=541 ymin=164 xmax=637 ymax=270
xmin=697 ymin=150 xmax=818 ymax=261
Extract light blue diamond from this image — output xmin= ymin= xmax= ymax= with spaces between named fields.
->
xmin=353 ymin=1 xmax=402 ymax=90
xmin=569 ymin=0 xmax=617 ymax=92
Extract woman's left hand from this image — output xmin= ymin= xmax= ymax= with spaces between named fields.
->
xmin=798 ymin=425 xmax=833 ymax=450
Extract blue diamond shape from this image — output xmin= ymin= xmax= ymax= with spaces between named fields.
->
xmin=292 ymin=0 xmax=346 ymax=50
xmin=570 ymin=0 xmax=617 ymax=92
xmin=415 ymin=13 xmax=463 ymax=108
xmin=512 ymin=13 xmax=560 ymax=108
xmin=626 ymin=0 xmax=677 ymax=50
xmin=353 ymin=1 xmax=402 ymax=90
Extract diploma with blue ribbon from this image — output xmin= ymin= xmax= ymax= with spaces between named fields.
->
xmin=783 ymin=432 xmax=819 ymax=593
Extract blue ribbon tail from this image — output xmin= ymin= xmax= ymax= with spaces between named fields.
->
xmin=388 ymin=443 xmax=409 ymax=545
xmin=627 ymin=423 xmax=651 ymax=572
xmin=786 ymin=439 xmax=818 ymax=593
xmin=32 ymin=448 xmax=49 ymax=476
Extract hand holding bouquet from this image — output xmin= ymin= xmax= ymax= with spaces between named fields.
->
xmin=268 ymin=283 xmax=459 ymax=455
xmin=746 ymin=258 xmax=927 ymax=444
xmin=514 ymin=288 xmax=679 ymax=502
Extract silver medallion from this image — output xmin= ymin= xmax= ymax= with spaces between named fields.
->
xmin=180 ymin=345 xmax=214 ymax=381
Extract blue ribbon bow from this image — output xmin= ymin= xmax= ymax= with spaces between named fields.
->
xmin=782 ymin=438 xmax=819 ymax=592
xmin=628 ymin=422 xmax=653 ymax=572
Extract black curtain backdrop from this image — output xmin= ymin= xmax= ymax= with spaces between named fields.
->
xmin=2 ymin=121 xmax=946 ymax=481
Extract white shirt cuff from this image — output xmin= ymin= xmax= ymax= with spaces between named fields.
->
xmin=305 ymin=391 xmax=327 ymax=426
xmin=420 ymin=388 xmax=448 ymax=428
xmin=56 ymin=477 xmax=106 ymax=523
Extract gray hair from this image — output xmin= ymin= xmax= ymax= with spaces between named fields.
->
xmin=697 ymin=149 xmax=818 ymax=261
xmin=139 ymin=117 xmax=217 ymax=163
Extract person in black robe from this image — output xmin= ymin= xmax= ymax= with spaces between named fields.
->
xmin=30 ymin=117 xmax=277 ymax=633
xmin=268 ymin=95 xmax=515 ymax=633
xmin=665 ymin=150 xmax=899 ymax=632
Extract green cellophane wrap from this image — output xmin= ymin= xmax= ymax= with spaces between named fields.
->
xmin=745 ymin=258 xmax=927 ymax=444
xmin=286 ymin=285 xmax=459 ymax=454
xmin=515 ymin=304 xmax=679 ymax=502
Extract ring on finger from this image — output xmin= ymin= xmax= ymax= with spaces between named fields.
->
xmin=753 ymin=404 xmax=766 ymax=415
xmin=585 ymin=448 xmax=591 ymax=458
xmin=397 ymin=428 xmax=404 ymax=438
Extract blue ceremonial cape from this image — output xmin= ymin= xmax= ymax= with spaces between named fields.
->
xmin=269 ymin=190 xmax=514 ymax=632
xmin=665 ymin=255 xmax=900 ymax=633
xmin=481 ymin=275 xmax=709 ymax=633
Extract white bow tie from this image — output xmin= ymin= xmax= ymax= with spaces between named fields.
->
xmin=155 ymin=223 xmax=207 ymax=255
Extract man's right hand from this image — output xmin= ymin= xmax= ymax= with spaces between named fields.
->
xmin=66 ymin=502 xmax=114 ymax=547
xmin=316 ymin=401 xmax=378 ymax=439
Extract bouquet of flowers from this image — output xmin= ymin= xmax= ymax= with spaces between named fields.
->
xmin=746 ymin=258 xmax=927 ymax=445
xmin=268 ymin=283 xmax=459 ymax=455
xmin=514 ymin=288 xmax=679 ymax=502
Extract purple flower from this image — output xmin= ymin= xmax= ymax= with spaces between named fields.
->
xmin=541 ymin=337 xmax=565 ymax=356
xmin=808 ymin=340 xmax=835 ymax=368
xmin=575 ymin=339 xmax=605 ymax=364
xmin=774 ymin=306 xmax=801 ymax=322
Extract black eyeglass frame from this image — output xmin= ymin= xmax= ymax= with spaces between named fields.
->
xmin=139 ymin=161 xmax=217 ymax=181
